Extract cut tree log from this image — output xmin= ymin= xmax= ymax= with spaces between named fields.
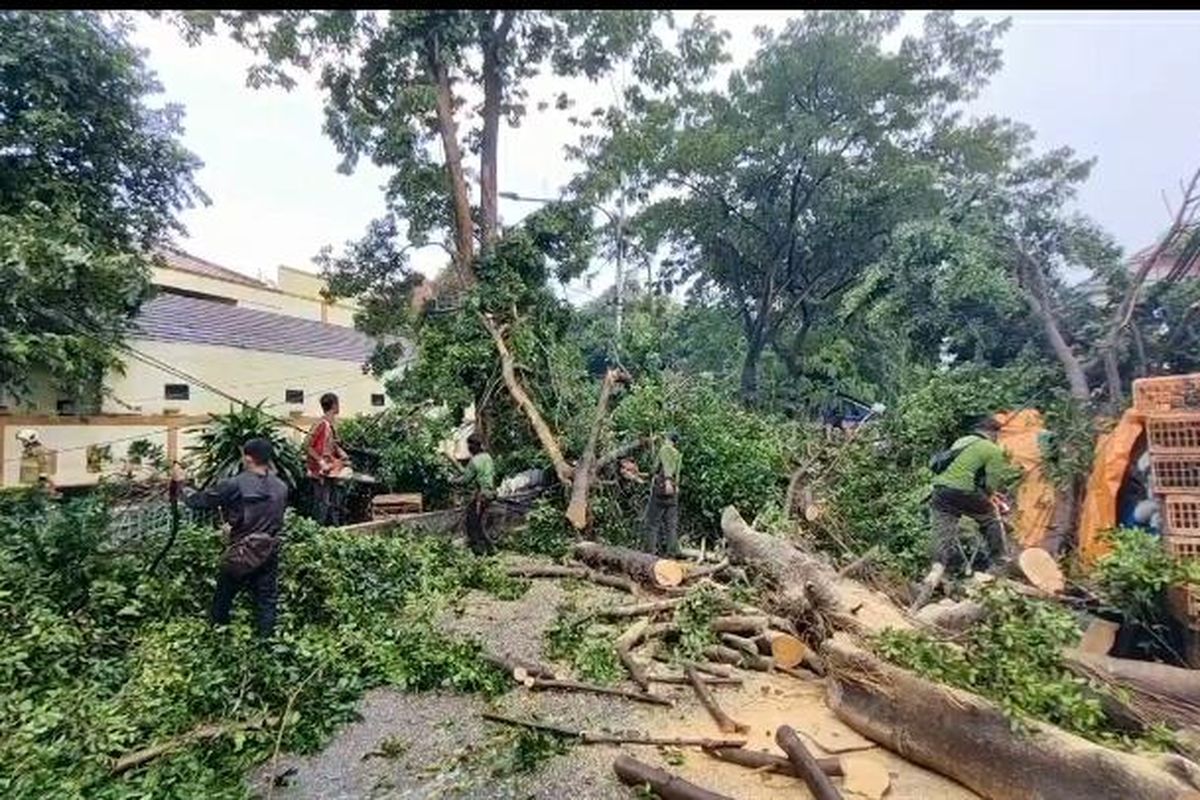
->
xmin=702 ymin=745 xmax=842 ymax=777
xmin=913 ymin=598 xmax=988 ymax=634
xmin=684 ymin=558 xmax=731 ymax=581
xmin=776 ymin=725 xmax=844 ymax=800
xmin=649 ymin=673 xmax=743 ymax=686
xmin=720 ymin=506 xmax=910 ymax=635
xmin=565 ymin=368 xmax=628 ymax=530
xmin=754 ymin=631 xmax=809 ymax=669
xmin=613 ymin=754 xmax=734 ymax=800
xmin=112 ymin=715 xmax=279 ymax=775
xmin=482 ymin=651 xmax=559 ymax=683
xmin=1078 ymin=619 xmax=1120 ymax=656
xmin=707 ymin=643 xmax=774 ymax=673
xmin=710 ymin=615 xmax=768 ymax=635
xmin=481 ymin=712 xmax=746 ymax=749
xmin=504 ymin=563 xmax=636 ymax=594
xmin=481 ymin=314 xmax=573 ymax=485
xmin=614 ymin=618 xmax=652 ymax=691
xmin=527 ymin=677 xmax=672 ymax=707
xmin=1064 ymin=650 xmax=1200 ymax=730
xmin=573 ymin=541 xmax=684 ymax=588
xmin=824 ymin=635 xmax=1200 ymax=800
xmin=597 ymin=598 xmax=684 ymax=619
xmin=1018 ymin=547 xmax=1066 ymax=595
xmin=649 ymin=652 xmax=735 ymax=679
xmin=718 ymin=633 xmax=762 ymax=659
xmin=686 ymin=665 xmax=747 ymax=734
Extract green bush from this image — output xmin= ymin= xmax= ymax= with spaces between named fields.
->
xmin=0 ymin=491 xmax=514 ymax=799
xmin=187 ymin=403 xmax=304 ymax=491
xmin=338 ymin=408 xmax=457 ymax=508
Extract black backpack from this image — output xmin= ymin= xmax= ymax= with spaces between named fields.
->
xmin=929 ymin=435 xmax=981 ymax=475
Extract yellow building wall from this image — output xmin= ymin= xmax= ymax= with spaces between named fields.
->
xmin=103 ymin=339 xmax=388 ymax=418
xmin=1 ymin=424 xmax=170 ymax=488
xmin=152 ymin=264 xmax=358 ymax=327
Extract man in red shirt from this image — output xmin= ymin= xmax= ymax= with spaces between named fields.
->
xmin=307 ymin=392 xmax=349 ymax=525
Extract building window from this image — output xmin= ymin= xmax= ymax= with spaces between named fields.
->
xmin=285 ymin=389 xmax=304 ymax=405
xmin=56 ymin=399 xmax=76 ymax=415
xmin=371 ymin=393 xmax=386 ymax=407
xmin=164 ymin=384 xmax=190 ymax=401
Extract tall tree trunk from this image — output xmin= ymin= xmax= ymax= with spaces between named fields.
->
xmin=427 ymin=38 xmax=475 ymax=281
xmin=478 ymin=12 xmax=513 ymax=250
xmin=740 ymin=327 xmax=767 ymax=406
xmin=1017 ymin=253 xmax=1090 ymax=402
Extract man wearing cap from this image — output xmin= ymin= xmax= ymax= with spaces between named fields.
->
xmin=172 ymin=437 xmax=289 ymax=637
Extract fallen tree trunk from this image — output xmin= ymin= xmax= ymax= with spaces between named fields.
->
xmin=703 ymin=745 xmax=842 ymax=777
xmin=505 ymin=563 xmax=636 ymax=594
xmin=1064 ymin=650 xmax=1200 ymax=729
xmin=686 ymin=665 xmax=747 ymax=734
xmin=720 ymin=506 xmax=910 ymax=635
xmin=528 ymin=677 xmax=672 ymax=707
xmin=482 ymin=651 xmax=559 ymax=683
xmin=565 ymin=368 xmax=627 ymax=530
xmin=598 ymin=598 xmax=684 ymax=619
xmin=754 ymin=631 xmax=809 ymax=669
xmin=613 ymin=754 xmax=734 ymax=800
xmin=573 ymin=541 xmax=684 ymax=588
xmin=481 ymin=314 xmax=573 ymax=485
xmin=913 ymin=598 xmax=988 ymax=634
xmin=824 ymin=636 xmax=1200 ymax=800
xmin=776 ymin=725 xmax=844 ymax=800
xmin=710 ymin=615 xmax=768 ymax=635
xmin=482 ymin=712 xmax=745 ymax=749
xmin=113 ymin=715 xmax=278 ymax=775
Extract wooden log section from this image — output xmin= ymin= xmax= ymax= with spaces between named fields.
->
xmin=686 ymin=665 xmax=748 ymax=734
xmin=528 ymin=677 xmax=672 ymax=706
xmin=614 ymin=618 xmax=652 ymax=691
xmin=649 ymin=674 xmax=743 ymax=687
xmin=565 ymin=368 xmax=627 ymax=530
xmin=504 ymin=563 xmax=636 ymax=594
xmin=573 ymin=541 xmax=684 ymax=588
xmin=1064 ymin=649 xmax=1200 ymax=729
xmin=613 ymin=754 xmax=735 ymax=800
xmin=752 ymin=630 xmax=808 ymax=669
xmin=776 ymin=725 xmax=844 ymax=800
xmin=482 ymin=652 xmax=560 ymax=683
xmin=824 ymin=636 xmax=1200 ymax=800
xmin=597 ymin=598 xmax=684 ymax=619
xmin=710 ymin=615 xmax=768 ymax=635
xmin=703 ymin=745 xmax=842 ymax=777
xmin=707 ymin=643 xmax=774 ymax=673
xmin=482 ymin=712 xmax=746 ymax=749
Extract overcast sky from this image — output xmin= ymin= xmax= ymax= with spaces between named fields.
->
xmin=132 ymin=11 xmax=1200 ymax=295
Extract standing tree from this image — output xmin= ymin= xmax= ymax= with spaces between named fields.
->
xmin=0 ymin=10 xmax=204 ymax=402
xmin=582 ymin=11 xmax=1009 ymax=404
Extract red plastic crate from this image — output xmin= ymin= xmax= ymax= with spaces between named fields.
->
xmin=1145 ymin=413 xmax=1200 ymax=454
xmin=1134 ymin=375 xmax=1200 ymax=413
xmin=1150 ymin=454 xmax=1200 ymax=495
xmin=1165 ymin=495 xmax=1200 ymax=537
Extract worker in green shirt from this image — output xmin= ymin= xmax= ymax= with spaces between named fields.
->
xmin=912 ymin=415 xmax=1016 ymax=611
xmin=641 ymin=431 xmax=683 ymax=558
xmin=453 ymin=433 xmax=496 ymax=556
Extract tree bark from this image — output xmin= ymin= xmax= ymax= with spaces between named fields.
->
xmin=686 ymin=665 xmax=747 ymax=734
xmin=565 ymin=368 xmax=626 ymax=530
xmin=1016 ymin=251 xmax=1090 ymax=402
xmin=478 ymin=12 xmax=514 ymax=249
xmin=703 ymin=745 xmax=842 ymax=777
xmin=1064 ymin=650 xmax=1200 ymax=730
xmin=480 ymin=314 xmax=573 ymax=484
xmin=707 ymin=642 xmax=774 ymax=672
xmin=597 ymin=598 xmax=684 ymax=619
xmin=482 ymin=712 xmax=746 ymax=749
xmin=573 ymin=541 xmax=684 ymax=588
xmin=613 ymin=754 xmax=735 ymax=800
xmin=527 ymin=677 xmax=672 ymax=707
xmin=482 ymin=651 xmax=560 ymax=683
xmin=739 ymin=327 xmax=767 ymax=406
xmin=824 ymin=636 xmax=1200 ymax=800
xmin=427 ymin=39 xmax=476 ymax=280
xmin=615 ymin=618 xmax=652 ymax=692
xmin=505 ymin=563 xmax=636 ymax=594
xmin=776 ymin=725 xmax=844 ymax=800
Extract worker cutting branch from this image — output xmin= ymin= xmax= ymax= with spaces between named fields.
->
xmin=913 ymin=415 xmax=1017 ymax=611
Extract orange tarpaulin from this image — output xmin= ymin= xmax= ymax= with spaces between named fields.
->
xmin=1078 ymin=407 xmax=1145 ymax=567
xmin=995 ymin=409 xmax=1057 ymax=549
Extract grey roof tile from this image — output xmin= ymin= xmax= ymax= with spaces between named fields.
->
xmin=134 ymin=293 xmax=376 ymax=363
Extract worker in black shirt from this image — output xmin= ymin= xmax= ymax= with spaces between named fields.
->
xmin=171 ymin=438 xmax=289 ymax=637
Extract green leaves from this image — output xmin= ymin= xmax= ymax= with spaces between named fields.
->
xmin=187 ymin=403 xmax=304 ymax=491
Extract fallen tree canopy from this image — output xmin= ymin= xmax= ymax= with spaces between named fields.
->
xmin=825 ymin=636 xmax=1200 ymax=800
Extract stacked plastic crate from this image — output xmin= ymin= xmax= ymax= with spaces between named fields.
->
xmin=1135 ymin=375 xmax=1200 ymax=634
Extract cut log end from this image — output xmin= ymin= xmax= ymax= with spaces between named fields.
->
xmin=1018 ymin=546 xmax=1065 ymax=595
xmin=762 ymin=631 xmax=808 ymax=669
xmin=654 ymin=559 xmax=685 ymax=588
